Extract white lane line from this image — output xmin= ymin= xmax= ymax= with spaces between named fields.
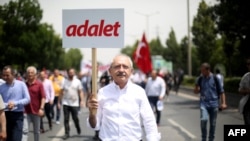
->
xmin=168 ymin=118 xmax=196 ymax=139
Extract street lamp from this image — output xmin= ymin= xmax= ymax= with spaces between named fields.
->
xmin=135 ymin=11 xmax=159 ymax=39
xmin=187 ymin=0 xmax=192 ymax=76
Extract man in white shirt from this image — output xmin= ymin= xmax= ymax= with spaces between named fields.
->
xmin=87 ymin=54 xmax=161 ymax=141
xmin=215 ymin=68 xmax=224 ymax=87
xmin=145 ymin=69 xmax=166 ymax=126
xmin=59 ymin=68 xmax=84 ymax=140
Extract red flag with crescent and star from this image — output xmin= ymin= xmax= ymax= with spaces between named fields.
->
xmin=132 ymin=33 xmax=152 ymax=74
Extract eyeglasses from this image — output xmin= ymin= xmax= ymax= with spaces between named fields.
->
xmin=111 ymin=64 xmax=130 ymax=70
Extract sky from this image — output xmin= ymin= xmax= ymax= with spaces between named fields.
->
xmin=1 ymin=0 xmax=217 ymax=64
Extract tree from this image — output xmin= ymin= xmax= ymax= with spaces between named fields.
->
xmin=0 ymin=0 xmax=66 ymax=71
xmin=163 ymin=28 xmax=182 ymax=71
xmin=192 ymin=0 xmax=217 ymax=65
xmin=63 ymin=48 xmax=82 ymax=71
xmin=149 ymin=36 xmax=165 ymax=56
xmin=0 ymin=0 xmax=42 ymax=67
xmin=213 ymin=0 xmax=250 ymax=76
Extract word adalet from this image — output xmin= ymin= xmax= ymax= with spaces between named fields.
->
xmin=66 ymin=19 xmax=121 ymax=37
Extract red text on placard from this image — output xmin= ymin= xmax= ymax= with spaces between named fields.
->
xmin=66 ymin=19 xmax=121 ymax=37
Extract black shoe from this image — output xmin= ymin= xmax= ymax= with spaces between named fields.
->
xmin=63 ymin=134 xmax=69 ymax=140
xmin=77 ymin=128 xmax=81 ymax=135
xmin=92 ymin=135 xmax=100 ymax=141
xmin=40 ymin=129 xmax=45 ymax=134
xmin=49 ymin=124 xmax=53 ymax=130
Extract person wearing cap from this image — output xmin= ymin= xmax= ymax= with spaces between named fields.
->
xmin=87 ymin=54 xmax=161 ymax=141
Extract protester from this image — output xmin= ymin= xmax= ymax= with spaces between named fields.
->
xmin=87 ymin=54 xmax=161 ymax=141
xmin=0 ymin=95 xmax=6 ymax=140
xmin=130 ymin=70 xmax=146 ymax=88
xmin=39 ymin=71 xmax=55 ymax=132
xmin=59 ymin=68 xmax=84 ymax=140
xmin=215 ymin=68 xmax=224 ymax=87
xmin=194 ymin=62 xmax=227 ymax=141
xmin=49 ymin=69 xmax=64 ymax=124
xmin=0 ymin=66 xmax=30 ymax=141
xmin=173 ymin=68 xmax=184 ymax=94
xmin=238 ymin=57 xmax=250 ymax=125
xmin=145 ymin=69 xmax=166 ymax=126
xmin=163 ymin=71 xmax=173 ymax=96
xmin=23 ymin=66 xmax=46 ymax=141
xmin=79 ymin=71 xmax=91 ymax=107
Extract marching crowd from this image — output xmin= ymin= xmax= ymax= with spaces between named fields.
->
xmin=1 ymin=54 xmax=249 ymax=141
xmin=0 ymin=55 xmax=176 ymax=141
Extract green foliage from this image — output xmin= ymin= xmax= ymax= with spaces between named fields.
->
xmin=224 ymin=77 xmax=241 ymax=94
xmin=149 ymin=36 xmax=165 ymax=56
xmin=213 ymin=0 xmax=250 ymax=57
xmin=192 ymin=0 xmax=217 ymax=65
xmin=213 ymin=0 xmax=250 ymax=76
xmin=163 ymin=28 xmax=183 ymax=71
xmin=182 ymin=75 xmax=196 ymax=87
xmin=0 ymin=0 xmax=70 ymax=71
xmin=62 ymin=48 xmax=82 ymax=71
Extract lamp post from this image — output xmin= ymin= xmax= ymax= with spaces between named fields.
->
xmin=135 ymin=11 xmax=159 ymax=39
xmin=187 ymin=0 xmax=192 ymax=76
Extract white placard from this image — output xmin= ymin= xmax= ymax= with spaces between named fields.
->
xmin=62 ymin=9 xmax=124 ymax=48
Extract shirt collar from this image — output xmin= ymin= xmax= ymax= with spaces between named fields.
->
xmin=112 ymin=81 xmax=130 ymax=90
xmin=7 ymin=79 xmax=16 ymax=87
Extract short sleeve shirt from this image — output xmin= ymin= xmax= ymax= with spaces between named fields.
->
xmin=62 ymin=77 xmax=83 ymax=107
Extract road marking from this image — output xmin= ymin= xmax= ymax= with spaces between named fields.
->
xmin=168 ymin=118 xmax=196 ymax=139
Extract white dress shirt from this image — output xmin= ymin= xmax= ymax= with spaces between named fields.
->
xmin=88 ymin=81 xmax=161 ymax=141
xmin=145 ymin=76 xmax=166 ymax=97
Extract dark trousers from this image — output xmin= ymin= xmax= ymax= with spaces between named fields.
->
xmin=51 ymin=96 xmax=60 ymax=121
xmin=5 ymin=111 xmax=24 ymax=141
xmin=243 ymin=109 xmax=250 ymax=125
xmin=148 ymin=96 xmax=161 ymax=124
xmin=63 ymin=105 xmax=81 ymax=135
xmin=40 ymin=102 xmax=53 ymax=130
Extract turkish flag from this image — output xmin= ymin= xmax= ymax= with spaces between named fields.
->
xmin=132 ymin=33 xmax=153 ymax=74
